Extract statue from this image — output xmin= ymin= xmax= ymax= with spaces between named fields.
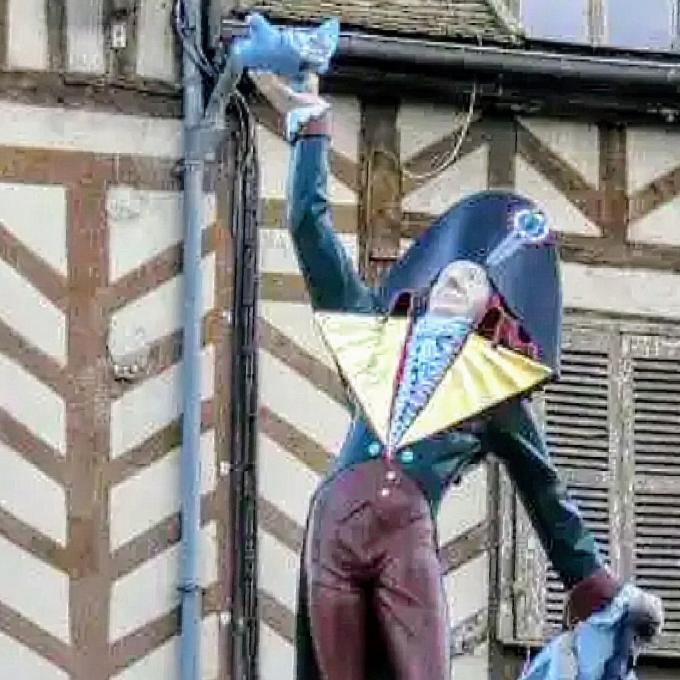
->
xmin=232 ymin=15 xmax=664 ymax=680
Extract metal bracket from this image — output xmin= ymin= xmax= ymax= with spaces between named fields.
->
xmin=108 ymin=331 xmax=151 ymax=384
xmin=177 ymin=582 xmax=202 ymax=595
xmin=184 ymin=123 xmax=229 ymax=163
xmin=220 ymin=18 xmax=249 ymax=42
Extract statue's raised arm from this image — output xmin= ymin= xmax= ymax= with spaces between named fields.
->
xmin=235 ymin=14 xmax=374 ymax=312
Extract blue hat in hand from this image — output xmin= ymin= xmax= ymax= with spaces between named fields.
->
xmin=232 ymin=13 xmax=339 ymax=79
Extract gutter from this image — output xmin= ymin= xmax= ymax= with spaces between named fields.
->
xmin=221 ymin=19 xmax=680 ymax=116
xmin=335 ymin=32 xmax=680 ymax=89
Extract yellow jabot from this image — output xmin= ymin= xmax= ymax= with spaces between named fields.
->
xmin=314 ymin=311 xmax=552 ymax=449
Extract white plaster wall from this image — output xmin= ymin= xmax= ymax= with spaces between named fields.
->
xmin=0 ymin=102 xmax=181 ymax=157
xmin=0 ymin=536 xmax=70 ymax=643
xmin=6 ymin=0 xmax=49 ymax=71
xmin=515 ymin=157 xmax=601 ymax=236
xmin=519 ymin=117 xmax=600 ymax=187
xmin=628 ymin=127 xmax=680 ymax=247
xmin=563 ymin=263 xmax=680 ymax=319
xmin=398 ymin=101 xmax=469 ymax=161
xmin=136 ymin=0 xmax=179 ymax=82
xmin=66 ymin=0 xmax=106 ymax=74
xmin=0 ymin=631 xmax=69 ymax=680
xmin=0 ymin=255 xmax=67 ymax=366
xmin=627 ymin=126 xmax=680 ymax=194
xmin=399 ymin=98 xmax=488 ymax=214
xmin=403 ymin=145 xmax=489 ymax=215
xmin=0 ymin=352 xmax=66 ymax=454
xmin=113 ymin=616 xmax=219 ymax=680
xmin=109 ymin=523 xmax=218 ymax=641
xmin=629 ymin=195 xmax=680 ymax=247
xmin=109 ymin=431 xmax=217 ymax=550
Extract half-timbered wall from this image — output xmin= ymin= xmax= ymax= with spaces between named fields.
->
xmin=3 ymin=0 xmax=179 ymax=85
xmin=3 ymin=3 xmax=680 ymax=680
xmin=0 ymin=3 xmax=235 ymax=680
xmin=398 ymin=108 xmax=680 ymax=680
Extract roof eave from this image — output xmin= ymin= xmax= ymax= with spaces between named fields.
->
xmin=221 ymin=19 xmax=680 ymax=121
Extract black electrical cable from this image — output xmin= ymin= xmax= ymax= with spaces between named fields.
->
xmin=226 ymin=94 xmax=260 ymax=680
xmin=174 ymin=0 xmax=218 ymax=79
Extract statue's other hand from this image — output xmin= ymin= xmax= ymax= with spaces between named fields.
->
xmin=628 ymin=586 xmax=664 ymax=642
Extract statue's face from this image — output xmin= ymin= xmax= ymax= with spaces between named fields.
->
xmin=428 ymin=260 xmax=491 ymax=320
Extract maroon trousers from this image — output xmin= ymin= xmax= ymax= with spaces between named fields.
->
xmin=304 ymin=459 xmax=450 ymax=680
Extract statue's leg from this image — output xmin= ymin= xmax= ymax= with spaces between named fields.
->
xmin=307 ymin=581 xmax=366 ymax=679
xmin=373 ymin=481 xmax=451 ymax=679
xmin=304 ymin=472 xmax=370 ymax=680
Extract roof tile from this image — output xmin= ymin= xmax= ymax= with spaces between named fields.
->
xmin=233 ymin=0 xmax=521 ymax=43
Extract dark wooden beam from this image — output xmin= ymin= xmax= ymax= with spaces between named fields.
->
xmin=598 ymin=123 xmax=629 ymax=240
xmin=629 ymin=165 xmax=680 ymax=224
xmin=486 ymin=117 xmax=517 ymax=190
xmin=358 ymin=99 xmax=402 ymax=284
xmin=402 ymin=212 xmax=680 ymax=272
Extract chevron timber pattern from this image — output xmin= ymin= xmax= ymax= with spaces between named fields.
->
xmin=0 ymin=114 xmax=231 ymax=678
xmin=4 ymin=15 xmax=680 ymax=676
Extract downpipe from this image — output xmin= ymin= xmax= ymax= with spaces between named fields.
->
xmin=175 ymin=12 xmax=336 ymax=678
xmin=179 ymin=0 xmax=204 ymax=678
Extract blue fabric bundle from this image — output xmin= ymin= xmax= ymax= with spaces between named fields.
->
xmin=232 ymin=13 xmax=339 ymax=82
xmin=232 ymin=13 xmax=339 ymax=139
xmin=519 ymin=585 xmax=658 ymax=680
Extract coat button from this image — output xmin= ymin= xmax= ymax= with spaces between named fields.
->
xmin=368 ymin=441 xmax=381 ymax=457
xmin=400 ymin=449 xmax=414 ymax=463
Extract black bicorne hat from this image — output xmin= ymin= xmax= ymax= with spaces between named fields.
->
xmin=377 ymin=190 xmax=562 ymax=374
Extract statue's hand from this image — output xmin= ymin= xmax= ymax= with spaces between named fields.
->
xmin=628 ymin=586 xmax=664 ymax=642
xmin=250 ymin=71 xmax=330 ymax=140
xmin=249 ymin=72 xmax=321 ymax=115
xmin=233 ymin=13 xmax=339 ymax=80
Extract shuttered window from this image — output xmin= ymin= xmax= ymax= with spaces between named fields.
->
xmin=624 ymin=335 xmax=680 ymax=651
xmin=498 ymin=321 xmax=680 ymax=656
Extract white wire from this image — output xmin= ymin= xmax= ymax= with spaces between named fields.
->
xmin=401 ymin=83 xmax=478 ymax=183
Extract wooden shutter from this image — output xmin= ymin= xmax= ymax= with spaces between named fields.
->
xmin=498 ymin=325 xmax=622 ymax=644
xmin=499 ymin=323 xmax=680 ymax=656
xmin=622 ymin=334 xmax=680 ymax=654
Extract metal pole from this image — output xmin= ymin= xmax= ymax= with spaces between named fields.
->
xmin=179 ymin=0 xmax=204 ymax=678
